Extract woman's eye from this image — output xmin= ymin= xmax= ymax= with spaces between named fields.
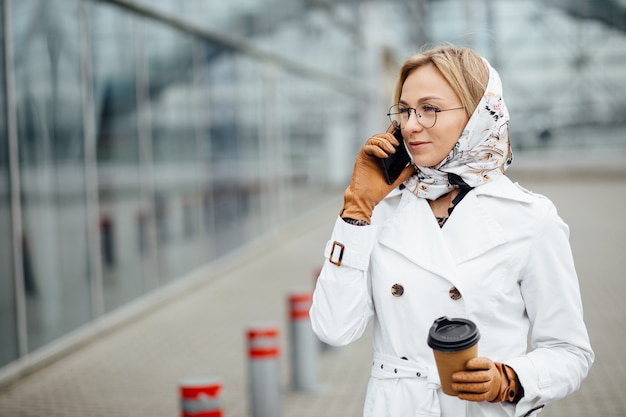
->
xmin=398 ymin=107 xmax=410 ymax=115
xmin=421 ymin=105 xmax=438 ymax=113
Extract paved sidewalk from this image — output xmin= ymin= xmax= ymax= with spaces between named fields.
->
xmin=0 ymin=168 xmax=625 ymax=417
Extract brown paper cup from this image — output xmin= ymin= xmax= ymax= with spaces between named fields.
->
xmin=432 ymin=343 xmax=478 ymax=396
xmin=427 ymin=316 xmax=480 ymax=396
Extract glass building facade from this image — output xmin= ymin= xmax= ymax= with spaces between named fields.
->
xmin=1 ymin=0 xmax=625 ymax=379
xmin=0 ymin=0 xmax=368 ymax=377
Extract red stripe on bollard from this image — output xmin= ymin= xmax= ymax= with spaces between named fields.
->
xmin=289 ymin=293 xmax=312 ymax=320
xmin=247 ymin=328 xmax=279 ymax=339
xmin=290 ymin=310 xmax=309 ymax=320
xmin=181 ymin=385 xmax=221 ymax=399
xmin=184 ymin=411 xmax=221 ymax=417
xmin=247 ymin=325 xmax=280 ymax=360
xmin=249 ymin=347 xmax=280 ymax=359
xmin=179 ymin=377 xmax=223 ymax=417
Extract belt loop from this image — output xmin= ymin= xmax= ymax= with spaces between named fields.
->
xmin=427 ymin=365 xmax=441 ymax=390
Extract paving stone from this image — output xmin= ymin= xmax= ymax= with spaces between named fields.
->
xmin=0 ymin=172 xmax=624 ymax=417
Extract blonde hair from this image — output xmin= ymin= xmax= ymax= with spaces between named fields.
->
xmin=393 ymin=45 xmax=489 ymax=119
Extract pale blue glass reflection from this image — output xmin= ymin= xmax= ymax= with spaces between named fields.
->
xmin=12 ymin=0 xmax=91 ymax=351
xmin=90 ymin=3 xmax=148 ymax=312
xmin=0 ymin=0 xmax=19 ymax=367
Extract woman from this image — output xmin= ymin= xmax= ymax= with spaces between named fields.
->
xmin=309 ymin=45 xmax=593 ymax=417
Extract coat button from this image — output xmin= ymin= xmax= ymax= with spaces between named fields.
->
xmin=449 ymin=286 xmax=462 ymax=300
xmin=391 ymin=283 xmax=404 ymax=297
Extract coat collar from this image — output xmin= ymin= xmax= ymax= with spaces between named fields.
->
xmin=378 ymin=176 xmax=532 ymax=277
xmin=472 ymin=174 xmax=535 ymax=204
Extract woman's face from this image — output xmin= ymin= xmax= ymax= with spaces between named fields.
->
xmin=399 ymin=64 xmax=469 ymax=168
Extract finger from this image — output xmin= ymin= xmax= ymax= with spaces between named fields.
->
xmin=363 ymin=143 xmax=390 ymax=159
xmin=457 ymin=392 xmax=490 ymax=402
xmin=465 ymin=357 xmax=493 ymax=371
xmin=381 ymin=122 xmax=401 ymax=145
xmin=451 ymin=381 xmax=491 ymax=393
xmin=365 ymin=136 xmax=396 ymax=155
xmin=380 ymin=133 xmax=400 ymax=147
xmin=381 ymin=121 xmax=401 ymax=146
xmin=386 ymin=120 xmax=398 ymax=134
xmin=452 ymin=370 xmax=491 ymax=383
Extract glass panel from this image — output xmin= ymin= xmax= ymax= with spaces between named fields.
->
xmin=90 ymin=3 xmax=148 ymax=312
xmin=0 ymin=1 xmax=19 ymax=367
xmin=202 ymin=50 xmax=249 ymax=258
xmin=143 ymin=23 xmax=211 ymax=282
xmin=11 ymin=0 xmax=91 ymax=351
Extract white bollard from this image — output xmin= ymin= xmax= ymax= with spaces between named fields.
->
xmin=288 ymin=291 xmax=319 ymax=391
xmin=247 ymin=323 xmax=282 ymax=417
xmin=179 ymin=377 xmax=223 ymax=417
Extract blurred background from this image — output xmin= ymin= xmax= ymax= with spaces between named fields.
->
xmin=1 ymin=0 xmax=625 ymax=397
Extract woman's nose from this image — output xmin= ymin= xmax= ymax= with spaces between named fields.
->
xmin=403 ymin=110 xmax=424 ymax=132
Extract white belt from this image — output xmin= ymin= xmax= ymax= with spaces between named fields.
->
xmin=371 ymin=352 xmax=441 ymax=390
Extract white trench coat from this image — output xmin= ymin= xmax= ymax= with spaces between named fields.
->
xmin=310 ymin=175 xmax=594 ymax=417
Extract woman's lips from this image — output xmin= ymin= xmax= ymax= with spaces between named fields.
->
xmin=408 ymin=141 xmax=430 ymax=151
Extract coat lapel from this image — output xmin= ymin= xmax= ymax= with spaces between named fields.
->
xmin=378 ymin=191 xmax=455 ymax=279
xmin=378 ymin=176 xmax=533 ymax=277
xmin=441 ymin=191 xmax=508 ymax=264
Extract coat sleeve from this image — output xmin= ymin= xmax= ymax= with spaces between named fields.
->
xmin=309 ymin=216 xmax=376 ymax=346
xmin=507 ymin=199 xmax=594 ymax=415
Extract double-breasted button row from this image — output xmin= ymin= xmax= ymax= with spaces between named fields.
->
xmin=390 ymin=284 xmax=462 ymax=300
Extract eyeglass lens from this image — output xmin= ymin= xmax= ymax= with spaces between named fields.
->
xmin=388 ymin=104 xmax=437 ymax=129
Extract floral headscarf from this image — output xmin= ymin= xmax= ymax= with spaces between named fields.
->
xmin=405 ymin=58 xmax=513 ymax=200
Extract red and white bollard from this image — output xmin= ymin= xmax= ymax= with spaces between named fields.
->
xmin=288 ymin=291 xmax=319 ymax=391
xmin=179 ymin=377 xmax=223 ymax=417
xmin=247 ymin=323 xmax=282 ymax=417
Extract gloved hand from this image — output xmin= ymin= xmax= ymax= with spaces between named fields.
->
xmin=341 ymin=122 xmax=415 ymax=223
xmin=451 ymin=357 xmax=520 ymax=403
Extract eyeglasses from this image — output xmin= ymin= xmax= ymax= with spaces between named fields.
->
xmin=387 ymin=104 xmax=465 ymax=129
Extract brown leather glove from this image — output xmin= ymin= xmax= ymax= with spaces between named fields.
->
xmin=451 ymin=357 xmax=522 ymax=403
xmin=341 ymin=122 xmax=415 ymax=223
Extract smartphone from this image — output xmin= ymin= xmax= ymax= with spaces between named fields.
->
xmin=380 ymin=125 xmax=411 ymax=185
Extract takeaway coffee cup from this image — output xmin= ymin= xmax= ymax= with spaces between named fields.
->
xmin=427 ymin=316 xmax=480 ymax=396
